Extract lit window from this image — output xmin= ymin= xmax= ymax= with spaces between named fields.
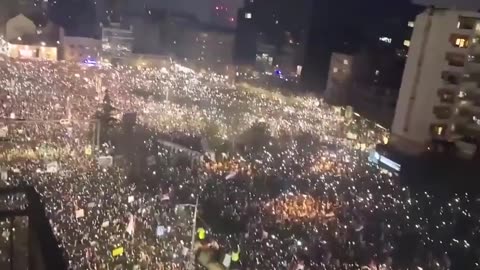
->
xmin=245 ymin=13 xmax=252 ymax=19
xmin=455 ymin=38 xmax=467 ymax=48
xmin=476 ymin=23 xmax=480 ymax=32
xmin=408 ymin=21 xmax=414 ymax=28
xmin=343 ymin=59 xmax=349 ymax=65
xmin=436 ymin=126 xmax=443 ymax=136
xmin=333 ymin=67 xmax=338 ymax=73
xmin=375 ymin=70 xmax=380 ymax=76
xmin=403 ymin=40 xmax=411 ymax=47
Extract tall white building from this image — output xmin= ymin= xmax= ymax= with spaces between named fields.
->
xmin=392 ymin=8 xmax=480 ymax=152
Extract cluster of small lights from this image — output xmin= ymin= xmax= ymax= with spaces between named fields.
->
xmin=0 ymin=58 xmax=477 ymax=269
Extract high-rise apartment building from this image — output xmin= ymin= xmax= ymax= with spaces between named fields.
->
xmin=392 ymin=8 xmax=480 ymax=152
xmin=233 ymin=3 xmax=256 ymax=65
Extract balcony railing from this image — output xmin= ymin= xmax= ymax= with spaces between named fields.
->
xmin=437 ymin=88 xmax=456 ymax=104
xmin=433 ymin=105 xmax=453 ymax=119
xmin=441 ymin=71 xmax=462 ymax=85
xmin=456 ymin=123 xmax=480 ymax=138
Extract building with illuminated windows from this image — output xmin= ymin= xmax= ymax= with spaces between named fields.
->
xmin=392 ymin=8 xmax=480 ymax=154
xmin=100 ymin=22 xmax=134 ymax=63
xmin=164 ymin=15 xmax=235 ymax=73
xmin=61 ymin=35 xmax=101 ymax=62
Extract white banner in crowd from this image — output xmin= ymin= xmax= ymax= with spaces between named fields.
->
xmin=101 ymin=221 xmax=110 ymax=228
xmin=0 ymin=126 xmax=8 ymax=138
xmin=75 ymin=209 xmax=85 ymax=218
xmin=98 ymin=156 xmax=113 ymax=168
xmin=126 ymin=214 xmax=135 ymax=235
xmin=1 ymin=170 xmax=7 ymax=181
xmin=87 ymin=202 xmax=96 ymax=208
xmin=156 ymin=225 xmax=166 ymax=237
xmin=161 ymin=194 xmax=170 ymax=201
xmin=128 ymin=195 xmax=134 ymax=203
xmin=346 ymin=132 xmax=358 ymax=140
xmin=222 ymin=254 xmax=232 ymax=268
xmin=46 ymin=161 xmax=59 ymax=173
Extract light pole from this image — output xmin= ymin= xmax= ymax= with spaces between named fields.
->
xmin=177 ymin=195 xmax=199 ymax=270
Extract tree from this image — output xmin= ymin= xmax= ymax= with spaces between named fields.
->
xmin=236 ymin=122 xmax=275 ymax=161
xmin=204 ymin=122 xmax=223 ymax=151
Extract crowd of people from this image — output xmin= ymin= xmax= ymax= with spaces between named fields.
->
xmin=0 ymin=56 xmax=479 ymax=270
xmin=263 ymin=194 xmax=337 ymax=223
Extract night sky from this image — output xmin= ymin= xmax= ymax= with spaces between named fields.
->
xmin=413 ymin=0 xmax=480 ymax=9
xmin=48 ymin=0 xmax=97 ymax=36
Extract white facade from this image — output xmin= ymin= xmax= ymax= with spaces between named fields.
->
xmin=5 ymin=14 xmax=36 ymax=42
xmin=62 ymin=36 xmax=101 ymax=62
xmin=392 ymin=9 xmax=480 ymax=151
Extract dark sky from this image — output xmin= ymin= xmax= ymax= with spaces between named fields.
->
xmin=413 ymin=0 xmax=480 ymax=9
xmin=48 ymin=0 xmax=97 ymax=36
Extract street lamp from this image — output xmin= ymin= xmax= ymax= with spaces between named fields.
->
xmin=177 ymin=196 xmax=199 ymax=270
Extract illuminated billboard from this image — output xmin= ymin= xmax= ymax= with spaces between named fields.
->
xmin=368 ymin=150 xmax=401 ymax=172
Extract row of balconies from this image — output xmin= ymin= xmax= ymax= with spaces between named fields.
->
xmin=428 ymin=17 xmax=480 ymax=139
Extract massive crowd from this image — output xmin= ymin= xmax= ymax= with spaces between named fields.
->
xmin=0 ymin=57 xmax=479 ymax=270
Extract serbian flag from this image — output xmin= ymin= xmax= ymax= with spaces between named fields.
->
xmin=126 ymin=214 xmax=135 ymax=235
